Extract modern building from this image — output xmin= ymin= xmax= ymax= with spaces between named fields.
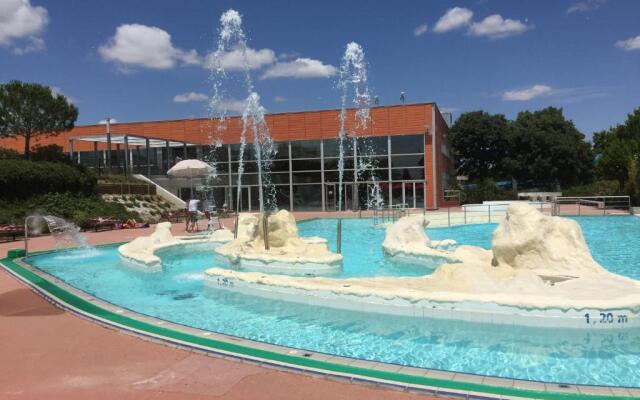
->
xmin=1 ymin=102 xmax=455 ymax=211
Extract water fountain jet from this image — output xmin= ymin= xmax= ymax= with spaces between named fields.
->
xmin=337 ymin=42 xmax=383 ymax=211
xmin=208 ymin=9 xmax=276 ymax=213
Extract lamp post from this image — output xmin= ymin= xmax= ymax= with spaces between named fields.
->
xmin=105 ymin=117 xmax=112 ymax=175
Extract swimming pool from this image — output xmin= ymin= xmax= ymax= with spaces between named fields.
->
xmin=23 ymin=216 xmax=640 ymax=387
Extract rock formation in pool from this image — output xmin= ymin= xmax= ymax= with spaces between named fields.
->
xmin=118 ymin=222 xmax=234 ymax=268
xmin=206 ymin=203 xmax=640 ymax=311
xmin=215 ymin=210 xmax=342 ymax=274
xmin=382 ymin=214 xmax=458 ymax=266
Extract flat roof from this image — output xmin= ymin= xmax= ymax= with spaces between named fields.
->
xmin=81 ymin=101 xmax=437 ymax=128
xmin=70 ymin=134 xmax=196 ymax=148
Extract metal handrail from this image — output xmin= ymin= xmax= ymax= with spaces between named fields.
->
xmin=554 ymin=195 xmax=631 ymax=216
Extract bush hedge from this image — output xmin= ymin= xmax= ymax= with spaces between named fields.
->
xmin=0 ymin=159 xmax=96 ymax=199
xmin=562 ymin=180 xmax=622 ymax=197
xmin=0 ymin=192 xmax=137 ymax=228
xmin=461 ymin=179 xmax=518 ymax=204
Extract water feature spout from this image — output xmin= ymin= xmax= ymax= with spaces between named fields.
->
xmin=24 ymin=215 xmax=37 ymax=256
xmin=208 ymin=9 xmax=276 ymax=213
xmin=24 ymin=215 xmax=90 ymax=255
xmin=337 ymin=42 xmax=380 ymax=211
xmin=42 ymin=215 xmax=90 ymax=249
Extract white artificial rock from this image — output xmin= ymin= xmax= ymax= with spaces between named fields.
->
xmin=209 ymin=228 xmax=235 ymax=242
xmin=206 ymin=204 xmax=640 ymax=311
xmin=382 ymin=215 xmax=459 ymax=264
xmin=491 ymin=202 xmax=605 ymax=275
xmin=215 ymin=210 xmax=342 ymax=269
xmin=118 ymin=222 xmax=234 ymax=268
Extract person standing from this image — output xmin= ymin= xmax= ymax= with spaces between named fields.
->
xmin=187 ymin=197 xmax=200 ymax=232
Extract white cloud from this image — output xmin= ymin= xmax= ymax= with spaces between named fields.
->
xmin=173 ymin=92 xmax=209 ymax=103
xmin=615 ymin=35 xmax=640 ymax=51
xmin=278 ymin=51 xmax=299 ymax=60
xmin=261 ymin=58 xmax=337 ymax=79
xmin=469 ymin=14 xmax=532 ymax=39
xmin=433 ymin=7 xmax=473 ymax=33
xmin=12 ymin=35 xmax=43 ymax=54
xmin=49 ymin=86 xmax=77 ymax=103
xmin=274 ymin=96 xmax=287 ymax=103
xmin=0 ymin=0 xmax=48 ymax=53
xmin=502 ymin=84 xmax=553 ymax=101
xmin=99 ymin=24 xmax=199 ymax=71
xmin=567 ymin=0 xmax=606 ymax=14
xmin=205 ymin=47 xmax=276 ymax=71
xmin=211 ymin=98 xmax=247 ymax=114
xmin=413 ymin=23 xmax=428 ymax=37
xmin=98 ymin=118 xmax=118 ymax=124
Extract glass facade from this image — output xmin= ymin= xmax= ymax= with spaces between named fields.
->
xmin=76 ymin=133 xmax=426 ymax=211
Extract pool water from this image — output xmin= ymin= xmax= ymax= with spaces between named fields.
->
xmin=26 ymin=216 xmax=640 ymax=387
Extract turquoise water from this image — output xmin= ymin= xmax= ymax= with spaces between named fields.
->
xmin=26 ymin=216 xmax=640 ymax=387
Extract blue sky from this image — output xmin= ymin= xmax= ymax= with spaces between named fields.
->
xmin=1 ymin=0 xmax=639 ymax=138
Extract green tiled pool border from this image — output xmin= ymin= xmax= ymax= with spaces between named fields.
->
xmin=1 ymin=250 xmax=637 ymax=400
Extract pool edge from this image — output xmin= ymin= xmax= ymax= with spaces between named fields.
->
xmin=0 ymin=255 xmax=637 ymax=400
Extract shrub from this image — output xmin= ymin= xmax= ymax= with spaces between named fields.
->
xmin=0 ymin=148 xmax=20 ymax=160
xmin=30 ymin=144 xmax=71 ymax=163
xmin=563 ymin=180 xmax=622 ymax=197
xmin=461 ymin=179 xmax=518 ymax=204
xmin=0 ymin=192 xmax=137 ymax=225
xmin=0 ymin=159 xmax=96 ymax=199
xmin=98 ymin=174 xmax=145 ymax=184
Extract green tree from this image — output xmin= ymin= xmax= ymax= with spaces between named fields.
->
xmin=594 ymin=107 xmax=640 ymax=189
xmin=624 ymin=157 xmax=638 ymax=202
xmin=506 ymin=107 xmax=593 ymax=189
xmin=448 ymin=111 xmax=511 ymax=180
xmin=597 ymin=136 xmax=636 ymax=188
xmin=616 ymin=107 xmax=640 ymax=142
xmin=0 ymin=81 xmax=78 ymax=159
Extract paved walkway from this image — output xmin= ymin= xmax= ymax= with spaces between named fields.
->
xmin=0 ymin=217 xmax=445 ymax=400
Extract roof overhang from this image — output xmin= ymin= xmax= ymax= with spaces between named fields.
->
xmin=69 ymin=134 xmax=197 ymax=148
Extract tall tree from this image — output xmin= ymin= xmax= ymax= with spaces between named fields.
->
xmin=594 ymin=106 xmax=640 ymax=187
xmin=596 ymin=135 xmax=637 ymax=188
xmin=448 ymin=111 xmax=511 ymax=180
xmin=615 ymin=107 xmax=640 ymax=142
xmin=0 ymin=81 xmax=78 ymax=159
xmin=507 ymin=107 xmax=593 ymax=189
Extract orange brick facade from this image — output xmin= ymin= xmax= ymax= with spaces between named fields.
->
xmin=1 ymin=102 xmax=453 ymax=209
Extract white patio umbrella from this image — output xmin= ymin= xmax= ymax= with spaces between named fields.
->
xmin=167 ymin=159 xmax=214 ymax=198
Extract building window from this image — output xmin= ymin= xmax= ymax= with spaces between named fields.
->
xmin=231 ymin=161 xmax=258 ymax=173
xmin=273 ymin=142 xmax=290 ymax=159
xmin=292 ymin=159 xmax=322 ymax=171
xmin=292 ymin=172 xmax=321 ymax=184
xmin=274 ymin=185 xmax=291 ymax=210
xmin=323 ymin=170 xmax=355 ymax=183
xmin=356 ymin=136 xmax=388 ymax=156
xmin=391 ymin=168 xmax=424 ymax=181
xmin=269 ymin=159 xmax=290 ymax=172
xmin=206 ymin=145 xmax=229 ymax=162
xmin=230 ymin=144 xmax=250 ymax=161
xmin=322 ymin=138 xmax=353 ymax=158
xmin=391 ymin=154 xmax=424 ymax=168
xmin=231 ymin=173 xmax=258 ymax=185
xmin=293 ymin=185 xmax=323 ymax=210
xmin=270 ymin=173 xmax=290 ymax=184
xmin=324 ymin=157 xmax=354 ymax=170
xmin=291 ymin=140 xmax=321 ymax=158
xmin=357 ymin=155 xmax=388 ymax=169
xmin=391 ymin=134 xmax=424 ymax=154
